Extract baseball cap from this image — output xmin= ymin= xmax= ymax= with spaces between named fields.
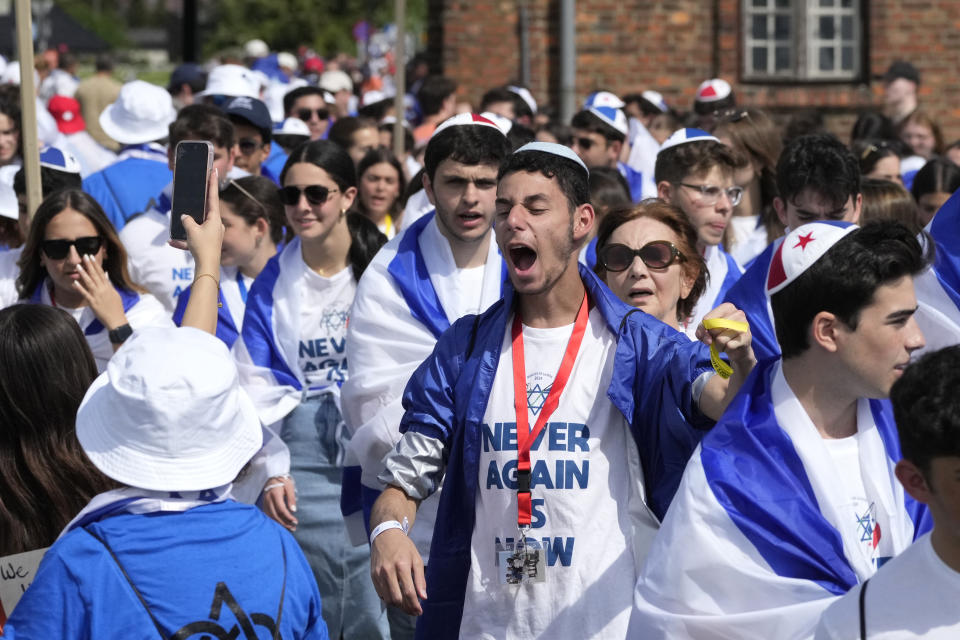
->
xmin=47 ymin=95 xmax=86 ymax=134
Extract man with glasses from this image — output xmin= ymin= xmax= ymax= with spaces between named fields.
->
xmin=225 ymin=96 xmax=275 ymax=182
xmin=283 ymin=86 xmax=333 ymax=141
xmin=655 ymin=128 xmax=743 ymax=337
xmin=723 ymin=133 xmax=863 ymax=362
xmin=570 ymin=105 xmax=651 ymax=202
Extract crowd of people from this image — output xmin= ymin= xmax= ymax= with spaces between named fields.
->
xmin=0 ymin=40 xmax=958 ymax=639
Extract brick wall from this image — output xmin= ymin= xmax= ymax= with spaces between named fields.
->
xmin=429 ymin=0 xmax=960 ymax=142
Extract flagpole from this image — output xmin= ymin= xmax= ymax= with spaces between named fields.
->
xmin=14 ymin=0 xmax=42 ymax=223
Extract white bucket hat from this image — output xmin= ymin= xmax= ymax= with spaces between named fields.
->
xmin=76 ymin=327 xmax=263 ymax=492
xmin=99 ymin=80 xmax=177 ymax=145
xmin=198 ymin=64 xmax=261 ymax=99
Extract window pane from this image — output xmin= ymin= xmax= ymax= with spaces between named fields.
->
xmin=752 ymin=15 xmax=768 ymax=39
xmin=775 ymin=0 xmax=790 ymax=7
xmin=819 ymin=0 xmax=834 ymax=6
xmin=775 ymin=46 xmax=791 ymax=71
xmin=819 ymin=46 xmax=834 ymax=71
xmin=841 ymin=15 xmax=853 ymax=39
xmin=752 ymin=46 xmax=769 ymax=73
xmin=775 ymin=15 xmax=791 ymax=39
xmin=752 ymin=0 xmax=767 ymax=6
xmin=819 ymin=16 xmax=835 ymax=39
xmin=841 ymin=46 xmax=854 ymax=70
xmin=841 ymin=0 xmax=853 ymax=6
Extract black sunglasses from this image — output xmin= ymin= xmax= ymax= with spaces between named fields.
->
xmin=599 ymin=241 xmax=682 ymax=272
xmin=238 ymin=137 xmax=264 ymax=154
xmin=279 ymin=185 xmax=339 ymax=206
xmin=42 ymin=236 xmax=103 ymax=260
xmin=574 ymin=136 xmax=596 ymax=151
xmin=296 ymin=108 xmax=330 ymax=122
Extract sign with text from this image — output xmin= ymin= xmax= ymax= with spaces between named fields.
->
xmin=0 ymin=547 xmax=47 ymax=628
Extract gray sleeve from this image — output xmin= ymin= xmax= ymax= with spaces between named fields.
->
xmin=692 ymin=370 xmax=715 ymax=408
xmin=377 ymin=431 xmax=447 ymax=501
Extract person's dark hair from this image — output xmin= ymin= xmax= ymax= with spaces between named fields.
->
xmin=169 ymin=104 xmax=235 ymax=150
xmin=283 ymin=86 xmax=327 ymax=117
xmin=506 ymin=123 xmax=536 ymax=151
xmin=654 ymin=140 xmax=737 ymax=185
xmin=0 ymin=304 xmax=116 ymax=555
xmin=851 ymin=111 xmax=899 ymax=144
xmin=423 ymin=124 xmax=510 ymax=181
xmin=776 ymin=134 xmax=861 ymax=210
xmin=480 ymin=87 xmax=517 ymax=115
xmin=498 ymin=149 xmax=590 ymax=211
xmin=13 ymin=166 xmax=82 ymax=199
xmin=57 ymin=52 xmax=76 ymax=71
xmin=94 ymin=54 xmax=114 ymax=73
xmin=219 ymin=176 xmax=287 ymax=245
xmin=280 ymin=139 xmax=357 ymax=191
xmin=506 ymin=86 xmax=534 ymax=122
xmin=378 ymin=122 xmax=415 ymax=155
xmin=0 ymin=85 xmax=21 ymax=155
xmin=570 ymin=110 xmax=625 ymax=143
xmin=535 ymin=121 xmax=572 ymax=147
xmin=860 ymin=178 xmax=919 ymax=232
xmin=910 ymin=158 xmax=960 ymax=202
xmin=623 ymin=93 xmax=665 ymax=119
xmin=945 ymin=139 xmax=960 ymax=158
xmin=594 ymin=200 xmax=707 ymax=322
xmin=417 ymin=76 xmax=458 ymax=117
xmin=588 ymin=166 xmax=631 ymax=218
xmin=891 ymin=345 xmax=960 ymax=478
xmin=327 ymin=116 xmax=378 ymax=153
xmin=782 ymin=109 xmax=826 ymax=145
xmin=851 ymin=138 xmax=906 ymax=177
xmin=355 ymin=147 xmax=406 ymax=220
xmin=772 ymin=221 xmax=930 ymax=359
xmin=16 ymin=190 xmax=139 ymax=300
xmin=694 ymin=93 xmax=735 ymax=117
xmin=345 ymin=212 xmax=388 ymax=280
xmin=0 ymin=218 xmax=20 ymax=248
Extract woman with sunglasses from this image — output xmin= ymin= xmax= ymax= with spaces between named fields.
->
xmin=234 ymin=139 xmax=389 ymax=639
xmin=172 ymin=176 xmax=286 ymax=347
xmin=354 ymin=147 xmax=406 ymax=238
xmin=14 ymin=189 xmax=171 ymax=371
xmin=594 ymin=200 xmax=707 ymax=331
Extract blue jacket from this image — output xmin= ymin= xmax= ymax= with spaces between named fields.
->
xmin=722 ymin=240 xmax=781 ymax=362
xmin=400 ymin=264 xmax=713 ymax=639
xmin=83 ymin=156 xmax=172 ymax=231
xmin=4 ymin=501 xmax=329 ymax=639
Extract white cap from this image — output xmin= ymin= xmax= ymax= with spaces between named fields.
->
xmin=274 ymin=117 xmax=311 ymax=136
xmin=479 ymin=111 xmax=513 ymax=134
xmin=766 ymin=222 xmax=859 ymax=295
xmin=197 ymin=64 xmax=260 ymax=98
xmin=589 ymin=106 xmax=629 ymax=136
xmin=320 ymin=70 xmax=353 ymax=94
xmin=276 ymin=52 xmax=298 ymax=71
xmin=514 ymin=141 xmax=589 ymax=175
xmin=243 ymin=39 xmax=270 ymax=59
xmin=76 ymin=327 xmax=263 ymax=492
xmin=695 ymin=78 xmax=733 ymax=103
xmin=641 ymin=90 xmax=669 ymax=113
xmin=658 ymin=128 xmax=721 ymax=154
xmin=39 ymin=146 xmax=82 ymax=174
xmin=431 ymin=113 xmax=506 ymax=140
xmin=584 ymin=90 xmax=625 ymax=110
xmin=507 ymin=85 xmax=538 ymax=114
xmin=0 ymin=181 xmax=16 ymax=221
xmin=99 ymin=80 xmax=177 ymax=145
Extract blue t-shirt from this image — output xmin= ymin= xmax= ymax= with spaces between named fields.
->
xmin=4 ymin=501 xmax=329 ymax=639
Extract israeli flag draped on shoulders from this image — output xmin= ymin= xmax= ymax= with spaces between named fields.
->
xmin=340 ymin=211 xmax=506 ymax=546
xmin=631 ymin=359 xmax=930 ymax=640
xmin=172 ymin=265 xmax=249 ymax=348
xmin=232 ymin=236 xmax=320 ymax=499
xmin=684 ymin=243 xmax=743 ymax=339
xmin=915 ymin=189 xmax=960 ymax=354
xmin=722 ymin=239 xmax=782 ymax=362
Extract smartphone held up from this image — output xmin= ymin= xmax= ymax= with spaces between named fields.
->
xmin=169 ymin=141 xmax=214 ymax=242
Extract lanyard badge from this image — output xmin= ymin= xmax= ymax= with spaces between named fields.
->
xmin=497 ymin=291 xmax=590 ymax=584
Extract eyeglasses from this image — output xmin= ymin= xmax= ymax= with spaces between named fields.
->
xmin=238 ymin=137 xmax=264 ymax=154
xmin=41 ymin=236 xmax=103 ymax=260
xmin=573 ymin=136 xmax=598 ymax=151
xmin=278 ymin=185 xmax=339 ymax=206
xmin=678 ymin=182 xmax=743 ymax=206
xmin=296 ymin=108 xmax=330 ymax=122
xmin=598 ymin=241 xmax=682 ymax=272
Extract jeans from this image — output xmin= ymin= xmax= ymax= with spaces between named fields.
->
xmin=282 ymin=392 xmax=389 ymax=639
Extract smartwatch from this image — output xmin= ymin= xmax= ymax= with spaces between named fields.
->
xmin=108 ymin=323 xmax=133 ymax=345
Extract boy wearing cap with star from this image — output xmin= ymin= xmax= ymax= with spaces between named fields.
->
xmin=655 ymin=128 xmax=743 ymax=337
xmin=632 ymin=220 xmax=931 ymax=639
xmin=368 ymin=141 xmax=755 ymax=639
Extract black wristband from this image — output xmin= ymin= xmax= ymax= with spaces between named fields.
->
xmin=108 ymin=323 xmax=133 ymax=345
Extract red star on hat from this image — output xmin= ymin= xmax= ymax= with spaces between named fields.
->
xmin=794 ymin=232 xmax=815 ymax=250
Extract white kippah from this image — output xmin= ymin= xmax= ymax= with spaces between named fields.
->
xmin=514 ymin=141 xmax=589 ymax=175
xmin=431 ymin=112 xmax=505 ymax=139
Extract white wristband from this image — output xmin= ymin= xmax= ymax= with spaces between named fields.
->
xmin=370 ymin=517 xmax=409 ymax=545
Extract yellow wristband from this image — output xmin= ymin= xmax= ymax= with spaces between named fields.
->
xmin=701 ymin=318 xmax=750 ymax=379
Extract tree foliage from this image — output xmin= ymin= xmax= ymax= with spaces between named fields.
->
xmin=205 ymin=0 xmax=426 ymax=58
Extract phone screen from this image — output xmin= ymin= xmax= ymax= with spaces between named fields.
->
xmin=170 ymin=141 xmax=213 ymax=241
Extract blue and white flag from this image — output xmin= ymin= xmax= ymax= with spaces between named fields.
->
xmin=915 ymin=189 xmax=960 ymax=353
xmin=685 ymin=243 xmax=742 ymax=339
xmin=631 ymin=360 xmax=930 ymax=639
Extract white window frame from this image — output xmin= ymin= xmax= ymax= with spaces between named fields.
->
xmin=742 ymin=0 xmax=863 ymax=82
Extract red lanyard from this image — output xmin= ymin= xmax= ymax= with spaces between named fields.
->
xmin=510 ymin=291 xmax=589 ymax=528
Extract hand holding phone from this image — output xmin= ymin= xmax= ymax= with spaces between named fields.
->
xmin=169 ymin=140 xmax=214 ymax=242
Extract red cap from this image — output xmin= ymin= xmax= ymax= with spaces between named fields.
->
xmin=48 ymin=95 xmax=86 ymax=134
xmin=303 ymin=57 xmax=325 ymax=74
